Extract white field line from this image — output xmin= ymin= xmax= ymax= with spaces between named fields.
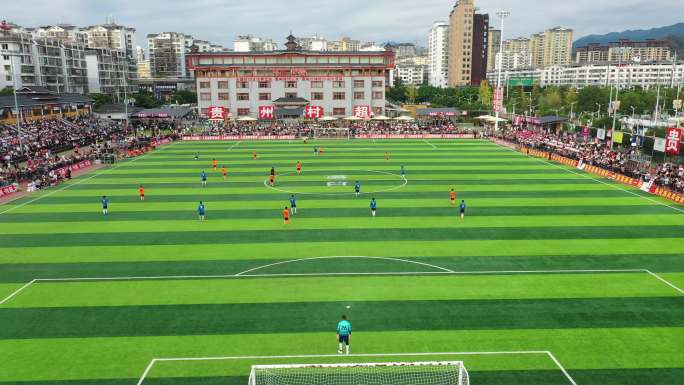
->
xmin=423 ymin=139 xmax=437 ymax=149
xmin=228 ymin=141 xmax=241 ymax=151
xmin=546 ymin=351 xmax=578 ymax=385
xmin=644 ymin=269 xmax=684 ymax=295
xmin=136 ymin=351 xmax=554 ymax=385
xmin=3 ymin=266 xmax=683 ymax=307
xmin=234 ymin=256 xmax=455 ymax=276
xmin=263 ymin=169 xmax=408 ymax=196
xmin=493 ymin=142 xmax=684 ymax=214
xmin=0 ymin=142 xmax=178 ymax=216
xmin=0 ymin=279 xmax=36 ymax=306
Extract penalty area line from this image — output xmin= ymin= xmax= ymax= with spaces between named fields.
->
xmin=423 ymin=139 xmax=437 ymax=149
xmin=136 ymin=350 xmax=554 ymax=385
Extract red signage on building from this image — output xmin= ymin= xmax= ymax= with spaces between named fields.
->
xmin=353 ymin=105 xmax=372 ymax=119
xmin=304 ymin=106 xmax=324 ymax=119
xmin=207 ymin=106 xmax=227 ymax=121
xmin=259 ymin=105 xmax=275 ymax=119
xmin=666 ymin=127 xmax=682 ymax=155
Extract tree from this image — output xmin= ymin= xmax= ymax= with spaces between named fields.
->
xmin=89 ymin=93 xmax=113 ymax=108
xmin=0 ymin=87 xmax=14 ymax=96
xmin=405 ymin=85 xmax=418 ymax=104
xmin=132 ymin=92 xmax=162 ymax=109
xmin=479 ymin=80 xmax=491 ymax=107
xmin=171 ymin=90 xmax=197 ymax=105
xmin=386 ymin=78 xmax=407 ymax=103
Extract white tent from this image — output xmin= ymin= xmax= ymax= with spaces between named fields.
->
xmin=344 ymin=116 xmax=362 ymax=121
xmin=319 ymin=116 xmax=338 ymax=121
xmin=237 ymin=116 xmax=258 ymax=122
xmin=372 ymin=115 xmax=391 ymax=121
xmin=394 ymin=115 xmax=414 ymax=121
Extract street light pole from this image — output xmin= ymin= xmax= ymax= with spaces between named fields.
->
xmin=7 ymin=53 xmax=23 ymax=155
xmin=609 ymin=42 xmax=622 ymax=150
xmin=569 ymin=102 xmax=577 ymax=120
xmin=494 ymin=10 xmax=510 ymax=132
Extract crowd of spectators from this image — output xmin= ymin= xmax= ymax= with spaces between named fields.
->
xmin=502 ymin=128 xmax=684 ymax=194
xmin=1 ymin=115 xmax=125 ymax=188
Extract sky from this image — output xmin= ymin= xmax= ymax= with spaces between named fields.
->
xmin=1 ymin=0 xmax=682 ymax=50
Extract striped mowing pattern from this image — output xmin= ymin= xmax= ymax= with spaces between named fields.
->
xmin=0 ymin=139 xmax=683 ymax=385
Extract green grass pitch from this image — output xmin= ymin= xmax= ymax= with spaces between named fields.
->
xmin=1 ymin=139 xmax=683 ymax=385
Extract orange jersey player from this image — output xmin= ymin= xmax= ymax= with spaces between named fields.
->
xmin=253 ymin=150 xmax=258 ymax=160
xmin=269 ymin=174 xmax=275 ymax=186
xmin=319 ymin=147 xmax=324 ymax=155
xmin=449 ymin=189 xmax=456 ymax=205
xmin=282 ymin=206 xmax=290 ymax=224
xmin=385 ymin=152 xmax=390 ymax=161
xmin=296 ymin=161 xmax=302 ymax=175
xmin=212 ymin=159 xmax=218 ymax=170
xmin=139 ymin=186 xmax=145 ymax=201
xmin=221 ymin=166 xmax=227 ymax=180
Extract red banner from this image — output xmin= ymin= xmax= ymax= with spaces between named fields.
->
xmin=304 ymin=106 xmax=324 ymax=119
xmin=666 ymin=128 xmax=682 ymax=155
xmin=207 ymin=106 xmax=227 ymax=121
xmin=258 ymin=105 xmax=275 ymax=120
xmin=353 ymin=105 xmax=372 ymax=119
xmin=0 ymin=184 xmax=18 ymax=198
xmin=55 ymin=160 xmax=93 ymax=177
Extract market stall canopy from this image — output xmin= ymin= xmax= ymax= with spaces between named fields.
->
xmin=344 ymin=116 xmax=362 ymax=121
xmin=372 ymin=115 xmax=391 ymax=121
xmin=237 ymin=116 xmax=258 ymax=122
xmin=319 ymin=116 xmax=338 ymax=121
xmin=394 ymin=115 xmax=415 ymax=121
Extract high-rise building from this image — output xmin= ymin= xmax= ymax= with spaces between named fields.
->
xmin=447 ymin=0 xmax=475 ymax=87
xmin=329 ymin=37 xmax=361 ymax=52
xmin=471 ymin=13 xmax=489 ymax=86
xmin=85 ymin=47 xmax=137 ymax=97
xmin=80 ymin=21 xmax=136 ymax=59
xmin=147 ymin=32 xmax=193 ymax=78
xmin=31 ymin=24 xmax=87 ymax=46
xmin=542 ymin=27 xmax=573 ymax=67
xmin=486 ymin=28 xmax=501 ymax=72
xmin=297 ymin=36 xmax=328 ymax=51
xmin=497 ymin=37 xmax=533 ymax=70
xmin=429 ymin=22 xmax=449 ymax=87
xmin=393 ymin=43 xmax=417 ymax=58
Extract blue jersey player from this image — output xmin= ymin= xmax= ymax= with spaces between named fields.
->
xmin=459 ymin=200 xmax=466 ymax=219
xmin=336 ymin=314 xmax=352 ymax=354
xmin=201 ymin=170 xmax=207 ymax=186
xmin=289 ymin=195 xmax=297 ymax=215
xmin=198 ymin=201 xmax=206 ymax=221
xmin=354 ymin=181 xmax=361 ymax=197
xmin=101 ymin=196 xmax=109 ymax=216
xmin=370 ymin=197 xmax=377 ymax=217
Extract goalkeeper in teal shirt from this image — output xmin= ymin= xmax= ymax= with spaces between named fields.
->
xmin=336 ymin=315 xmax=352 ymax=354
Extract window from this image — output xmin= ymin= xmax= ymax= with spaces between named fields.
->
xmin=217 ymin=81 xmax=229 ymax=89
xmin=372 ymin=91 xmax=383 ymax=99
xmin=285 ymin=81 xmax=297 ymax=88
xmin=311 ymin=81 xmax=323 ymax=88
xmin=199 ymin=81 xmax=210 ymax=89
xmin=2 ymin=55 xmax=9 ymax=61
xmin=237 ymin=108 xmax=250 ymax=116
xmin=311 ymin=92 xmax=324 ymax=100
xmin=218 ymin=92 xmax=229 ymax=100
xmin=285 ymin=92 xmax=297 ymax=99
xmin=258 ymin=81 xmax=270 ymax=88
xmin=354 ymin=91 xmax=365 ymax=100
xmin=353 ymin=80 xmax=364 ymax=88
xmin=333 ymin=92 xmax=345 ymax=100
xmin=333 ymin=108 xmax=346 ymax=116
xmin=333 ymin=80 xmax=344 ymax=88
xmin=237 ymin=81 xmax=249 ymax=88
xmin=372 ymin=80 xmax=383 ymax=88
xmin=237 ymin=93 xmax=249 ymax=101
xmin=1 ymin=44 xmax=8 ymax=50
xmin=259 ymin=93 xmax=271 ymax=101
xmin=200 ymin=92 xmax=211 ymax=101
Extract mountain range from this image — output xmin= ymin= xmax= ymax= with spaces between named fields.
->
xmin=573 ymin=23 xmax=684 ymax=55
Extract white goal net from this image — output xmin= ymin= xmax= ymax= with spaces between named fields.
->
xmin=313 ymin=127 xmax=351 ymax=140
xmin=248 ymin=361 xmax=469 ymax=385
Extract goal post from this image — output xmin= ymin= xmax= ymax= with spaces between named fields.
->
xmin=248 ymin=361 xmax=469 ymax=385
xmin=312 ymin=127 xmax=351 ymax=140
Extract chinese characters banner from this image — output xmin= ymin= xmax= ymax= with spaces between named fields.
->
xmin=353 ymin=105 xmax=372 ymax=119
xmin=259 ymin=105 xmax=275 ymax=119
xmin=666 ymin=128 xmax=682 ymax=155
xmin=304 ymin=106 xmax=324 ymax=119
xmin=207 ymin=106 xmax=227 ymax=121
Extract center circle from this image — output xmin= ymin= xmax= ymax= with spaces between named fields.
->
xmin=263 ymin=170 xmax=408 ymax=196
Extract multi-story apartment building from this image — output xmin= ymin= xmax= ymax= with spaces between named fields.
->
xmin=0 ymin=28 xmax=89 ymax=94
xmin=496 ymin=27 xmax=573 ymax=70
xmin=542 ymin=27 xmax=573 ymax=67
xmin=428 ymin=22 xmax=449 ymax=87
xmin=496 ymin=37 xmax=532 ymax=70
xmin=575 ymin=39 xmax=672 ymax=64
xmin=31 ymin=24 xmax=87 ymax=46
xmin=85 ymin=48 xmax=137 ymax=96
xmin=297 ymin=36 xmax=328 ymax=51
xmin=329 ymin=37 xmax=361 ymax=52
xmin=395 ymin=63 xmax=428 ymax=86
xmin=233 ymin=36 xmax=278 ymax=52
xmin=393 ymin=43 xmax=417 ymax=59
xmin=147 ymin=32 xmax=192 ymax=78
xmin=486 ymin=27 xmax=501 ymax=72
xmin=189 ymin=35 xmax=395 ymax=119
xmin=81 ymin=21 xmax=136 ymax=59
xmin=488 ymin=62 xmax=684 ymax=90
